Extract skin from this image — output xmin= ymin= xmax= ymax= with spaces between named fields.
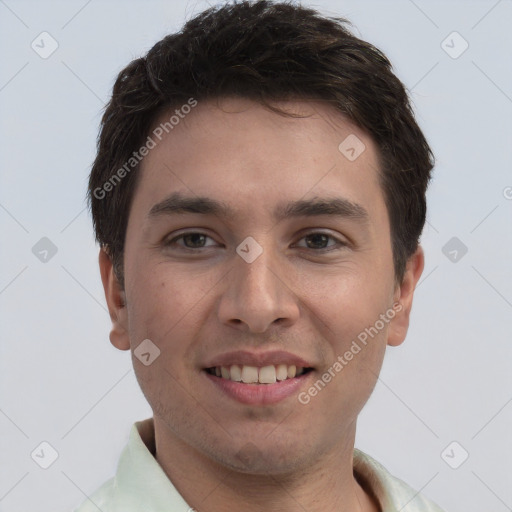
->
xmin=99 ymin=97 xmax=424 ymax=512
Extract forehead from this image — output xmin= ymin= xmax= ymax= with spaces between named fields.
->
xmin=132 ymin=97 xmax=385 ymax=223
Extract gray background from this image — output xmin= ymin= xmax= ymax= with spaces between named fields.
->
xmin=1 ymin=0 xmax=511 ymax=511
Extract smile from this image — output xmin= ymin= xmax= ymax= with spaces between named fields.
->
xmin=205 ymin=364 xmax=312 ymax=384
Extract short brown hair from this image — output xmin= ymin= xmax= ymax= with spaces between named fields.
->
xmin=88 ymin=0 xmax=434 ymax=288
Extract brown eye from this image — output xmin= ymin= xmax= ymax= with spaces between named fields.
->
xmin=296 ymin=232 xmax=347 ymax=251
xmin=165 ymin=232 xmax=217 ymax=250
xmin=304 ymin=233 xmax=330 ymax=249
xmin=180 ymin=233 xmax=208 ymax=248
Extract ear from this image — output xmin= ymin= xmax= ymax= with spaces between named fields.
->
xmin=99 ymin=248 xmax=130 ymax=351
xmin=387 ymin=245 xmax=425 ymax=347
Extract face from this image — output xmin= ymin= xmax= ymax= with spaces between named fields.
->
xmin=100 ymin=97 xmax=423 ymax=474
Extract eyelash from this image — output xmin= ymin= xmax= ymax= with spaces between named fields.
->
xmin=164 ymin=231 xmax=348 ymax=252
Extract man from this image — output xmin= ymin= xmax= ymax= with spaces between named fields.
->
xmin=77 ymin=0 xmax=444 ymax=510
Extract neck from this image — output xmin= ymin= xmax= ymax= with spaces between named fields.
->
xmin=152 ymin=416 xmax=380 ymax=512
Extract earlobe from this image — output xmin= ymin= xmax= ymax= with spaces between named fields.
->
xmin=98 ymin=248 xmax=130 ymax=351
xmin=387 ymin=246 xmax=425 ymax=347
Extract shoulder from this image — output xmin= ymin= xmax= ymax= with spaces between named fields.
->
xmin=353 ymin=449 xmax=445 ymax=512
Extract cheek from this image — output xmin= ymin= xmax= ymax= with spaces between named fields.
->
xmin=124 ymin=259 xmax=220 ymax=363
xmin=321 ymin=268 xmax=393 ymax=331
xmin=124 ymin=269 xmax=201 ymax=411
xmin=301 ymin=295 xmax=390 ymax=431
xmin=126 ymin=274 xmax=187 ymax=343
xmin=306 ymin=267 xmax=393 ymax=395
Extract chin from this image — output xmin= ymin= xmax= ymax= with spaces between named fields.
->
xmin=208 ymin=437 xmax=314 ymax=476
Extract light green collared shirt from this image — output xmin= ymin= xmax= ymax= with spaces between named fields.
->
xmin=73 ymin=418 xmax=445 ymax=512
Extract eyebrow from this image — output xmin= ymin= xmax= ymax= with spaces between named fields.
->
xmin=148 ymin=191 xmax=369 ymax=224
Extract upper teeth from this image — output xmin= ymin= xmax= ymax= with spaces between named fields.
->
xmin=210 ymin=364 xmax=306 ymax=384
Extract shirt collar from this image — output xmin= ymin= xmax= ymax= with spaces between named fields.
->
xmin=110 ymin=417 xmax=191 ymax=511
xmin=113 ymin=417 xmax=406 ymax=512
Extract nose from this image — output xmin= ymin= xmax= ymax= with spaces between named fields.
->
xmin=217 ymin=246 xmax=300 ymax=333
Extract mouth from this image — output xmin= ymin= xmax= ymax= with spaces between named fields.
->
xmin=203 ymin=365 xmax=314 ymax=405
xmin=204 ymin=364 xmax=314 ymax=384
xmin=201 ymin=350 xmax=316 ymax=405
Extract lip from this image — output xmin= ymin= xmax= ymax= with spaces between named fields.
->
xmin=202 ymin=350 xmax=315 ymax=369
xmin=204 ymin=369 xmax=314 ymax=405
